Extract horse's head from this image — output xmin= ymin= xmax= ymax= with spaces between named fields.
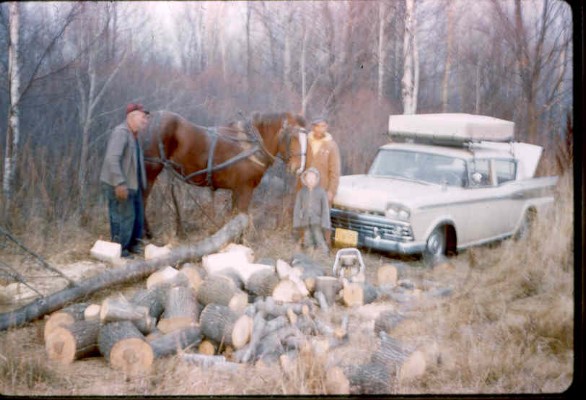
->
xmin=252 ymin=112 xmax=310 ymax=175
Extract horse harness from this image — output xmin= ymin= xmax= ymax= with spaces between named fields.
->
xmin=145 ymin=115 xmax=302 ymax=189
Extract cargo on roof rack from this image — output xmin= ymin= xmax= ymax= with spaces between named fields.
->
xmin=388 ymin=113 xmax=514 ymax=146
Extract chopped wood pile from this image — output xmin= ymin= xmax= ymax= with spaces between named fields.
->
xmin=43 ymin=242 xmax=452 ymax=394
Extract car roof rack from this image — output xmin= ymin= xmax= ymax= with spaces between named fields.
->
xmin=387 ymin=113 xmax=514 ymax=148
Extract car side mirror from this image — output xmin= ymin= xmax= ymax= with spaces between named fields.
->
xmin=471 ymin=172 xmax=483 ymax=184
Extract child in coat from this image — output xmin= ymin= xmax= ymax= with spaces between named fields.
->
xmin=293 ymin=167 xmax=331 ymax=255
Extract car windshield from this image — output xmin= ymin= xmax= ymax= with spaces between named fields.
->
xmin=369 ymin=149 xmax=467 ymax=187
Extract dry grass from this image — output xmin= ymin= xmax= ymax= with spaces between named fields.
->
xmin=0 ymin=165 xmax=574 ymax=395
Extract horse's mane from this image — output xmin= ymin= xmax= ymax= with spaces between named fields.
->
xmin=251 ymin=112 xmax=307 ymax=130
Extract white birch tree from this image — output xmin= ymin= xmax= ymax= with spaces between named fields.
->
xmin=401 ymin=0 xmax=419 ymax=114
xmin=3 ymin=2 xmax=21 ymax=207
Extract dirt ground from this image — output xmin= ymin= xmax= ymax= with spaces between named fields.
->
xmin=0 ymin=211 xmax=575 ymax=396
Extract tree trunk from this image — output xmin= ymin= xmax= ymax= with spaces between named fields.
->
xmin=377 ymin=1 xmax=387 ymax=102
xmin=45 ymin=320 xmax=100 ymax=364
xmin=98 ymin=320 xmax=153 ymax=376
xmin=0 ymin=213 xmax=249 ymax=331
xmin=401 ymin=0 xmax=418 ymax=114
xmin=441 ymin=0 xmax=454 ymax=112
xmin=3 ymin=2 xmax=21 ymax=209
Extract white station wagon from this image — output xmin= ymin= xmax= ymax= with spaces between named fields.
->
xmin=331 ymin=113 xmax=558 ymax=261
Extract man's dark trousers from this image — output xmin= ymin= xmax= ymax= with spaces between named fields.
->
xmin=102 ymin=183 xmax=144 ymax=253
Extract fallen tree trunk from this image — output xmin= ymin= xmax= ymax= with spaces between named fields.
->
xmin=0 ymin=213 xmax=250 ymax=331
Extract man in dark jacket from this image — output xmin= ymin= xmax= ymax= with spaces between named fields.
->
xmin=100 ymin=103 xmax=150 ymax=257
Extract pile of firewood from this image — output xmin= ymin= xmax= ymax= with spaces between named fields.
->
xmin=43 ymin=243 xmax=444 ymax=394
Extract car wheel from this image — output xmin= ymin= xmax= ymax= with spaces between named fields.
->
xmin=423 ymin=226 xmax=447 ymax=265
xmin=515 ymin=209 xmax=536 ymax=240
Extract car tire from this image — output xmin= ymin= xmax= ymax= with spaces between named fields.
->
xmin=423 ymin=226 xmax=447 ymax=266
xmin=515 ymin=209 xmax=536 ymax=240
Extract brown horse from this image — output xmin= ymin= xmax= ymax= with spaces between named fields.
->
xmin=140 ymin=111 xmax=310 ymax=236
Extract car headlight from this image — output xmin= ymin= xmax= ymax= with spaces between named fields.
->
xmin=385 ymin=203 xmax=411 ymax=221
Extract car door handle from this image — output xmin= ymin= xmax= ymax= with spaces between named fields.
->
xmin=511 ymin=191 xmax=525 ymax=199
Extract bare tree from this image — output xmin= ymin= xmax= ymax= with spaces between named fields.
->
xmin=441 ymin=0 xmax=454 ymax=112
xmin=3 ymin=2 xmax=21 ymax=210
xmin=401 ymin=0 xmax=419 ymax=114
xmin=74 ymin=3 xmax=127 ymax=218
xmin=2 ymin=2 xmax=79 ymax=212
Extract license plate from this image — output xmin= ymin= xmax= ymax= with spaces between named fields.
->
xmin=334 ymin=228 xmax=358 ymax=247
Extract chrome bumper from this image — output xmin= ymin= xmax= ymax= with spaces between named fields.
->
xmin=330 ymin=208 xmax=426 ymax=255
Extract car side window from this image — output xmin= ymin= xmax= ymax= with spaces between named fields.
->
xmin=494 ymin=159 xmax=516 ymax=184
xmin=469 ymin=159 xmax=491 ymax=187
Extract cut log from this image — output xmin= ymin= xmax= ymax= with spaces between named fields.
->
xmin=45 ymin=320 xmax=100 ymax=364
xmin=130 ymin=287 xmax=166 ymax=320
xmin=254 ymin=297 xmax=310 ymax=318
xmin=198 ymin=339 xmax=217 ymax=355
xmin=202 ymin=251 xmax=249 ymax=277
xmin=43 ymin=303 xmax=89 ymax=341
xmin=146 ymin=266 xmax=189 ymax=290
xmin=90 ymin=240 xmax=121 ymax=264
xmin=179 ymin=263 xmax=205 ymax=291
xmin=98 ymin=321 xmax=153 ymax=376
xmin=275 ymin=259 xmax=294 ymax=280
xmin=234 ymin=263 xmax=275 ymax=287
xmin=346 ymin=362 xmax=390 ymax=394
xmin=314 ymin=291 xmax=329 ymax=311
xmin=232 ymin=310 xmax=266 ymax=363
xmin=196 ymin=275 xmax=248 ymax=313
xmin=374 ymin=309 xmax=405 ymax=334
xmin=214 ymin=267 xmax=245 ymax=290
xmin=245 ymin=269 xmax=279 ymax=297
xmin=158 ymin=286 xmax=200 ymax=334
xmin=272 ymin=279 xmax=305 ymax=303
xmin=326 ymin=366 xmax=350 ymax=395
xmin=83 ymin=304 xmax=101 ymax=321
xmin=220 ymin=243 xmax=255 ymax=263
xmin=372 ymin=332 xmax=426 ymax=383
xmin=0 ymin=213 xmax=250 ymax=331
xmin=314 ymin=276 xmax=342 ymax=306
xmin=144 ymin=244 xmax=171 ymax=260
xmin=377 ymin=264 xmax=398 ymax=287
xmin=180 ymin=353 xmax=240 ymax=370
xmin=342 ymin=281 xmax=378 ymax=307
xmin=100 ymin=296 xmax=149 ymax=323
xmin=150 ymin=325 xmax=203 ymax=358
xmin=199 ymin=304 xmax=252 ymax=349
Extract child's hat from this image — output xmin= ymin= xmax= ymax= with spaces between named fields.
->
xmin=301 ymin=167 xmax=320 ymax=185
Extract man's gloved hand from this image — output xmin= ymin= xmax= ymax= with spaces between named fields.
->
xmin=115 ymin=184 xmax=128 ymax=201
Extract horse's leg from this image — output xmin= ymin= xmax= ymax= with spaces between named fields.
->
xmin=170 ymin=181 xmax=186 ymax=239
xmin=143 ymin=165 xmax=163 ymax=239
xmin=232 ymin=187 xmax=256 ymax=243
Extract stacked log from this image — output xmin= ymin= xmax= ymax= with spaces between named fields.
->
xmin=44 ymin=303 xmax=90 ymax=342
xmin=199 ymin=303 xmax=252 ymax=349
xmin=45 ymin=320 xmax=100 ymax=364
xmin=40 ymin=225 xmax=445 ymax=394
xmin=98 ymin=320 xmax=154 ymax=376
xmin=157 ymin=286 xmax=200 ymax=334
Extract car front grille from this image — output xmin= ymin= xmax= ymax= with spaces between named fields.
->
xmin=331 ymin=208 xmax=414 ymax=242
